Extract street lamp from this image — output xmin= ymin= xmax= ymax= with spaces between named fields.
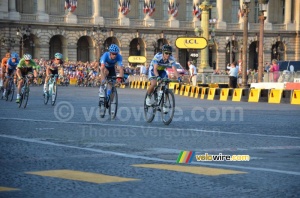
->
xmin=226 ymin=33 xmax=235 ymax=64
xmin=16 ymin=26 xmax=31 ymax=57
xmin=257 ymin=0 xmax=269 ymax=82
xmin=194 ymin=26 xmax=202 ymax=37
xmin=241 ymin=0 xmax=250 ymax=88
xmin=92 ymin=25 xmax=107 ymax=58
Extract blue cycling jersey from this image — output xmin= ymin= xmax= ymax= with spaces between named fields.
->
xmin=149 ymin=52 xmax=176 ymax=71
xmin=100 ymin=52 xmax=123 ymax=68
xmin=7 ymin=58 xmax=19 ymax=70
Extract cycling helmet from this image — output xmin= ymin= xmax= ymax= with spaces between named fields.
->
xmin=55 ymin=52 xmax=63 ymax=59
xmin=23 ymin=54 xmax=32 ymax=60
xmin=161 ymin=44 xmax=172 ymax=53
xmin=108 ymin=44 xmax=120 ymax=53
xmin=11 ymin=52 xmax=19 ymax=59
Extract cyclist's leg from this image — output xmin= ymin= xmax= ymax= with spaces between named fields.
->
xmin=44 ymin=67 xmax=51 ymax=93
xmin=99 ymin=66 xmax=109 ymax=97
xmin=106 ymin=67 xmax=116 ymax=95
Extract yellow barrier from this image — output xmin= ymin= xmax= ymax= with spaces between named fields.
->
xmin=184 ymin=85 xmax=191 ymax=96
xmin=120 ymin=84 xmax=126 ymax=88
xmin=146 ymin=81 xmax=151 ymax=89
xmin=136 ymin=81 xmax=142 ymax=89
xmin=141 ymin=81 xmax=146 ymax=89
xmin=291 ymin=90 xmax=300 ymax=105
xmin=174 ymin=84 xmax=180 ymax=94
xmin=190 ymin=86 xmax=196 ymax=98
xmin=200 ymin=87 xmax=208 ymax=99
xmin=220 ymin=88 xmax=230 ymax=101
xmin=232 ymin=88 xmax=243 ymax=102
xmin=130 ymin=81 xmax=135 ymax=88
xmin=208 ymin=83 xmax=219 ymax=88
xmin=70 ymin=78 xmax=77 ymax=85
xmin=179 ymin=85 xmax=186 ymax=95
xmin=169 ymin=82 xmax=178 ymax=90
xmin=268 ymin=89 xmax=283 ymax=104
xmin=207 ymin=88 xmax=216 ymax=100
xmin=248 ymin=89 xmax=261 ymax=102
xmin=194 ymin=87 xmax=200 ymax=98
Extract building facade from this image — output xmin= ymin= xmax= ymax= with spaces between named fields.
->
xmin=0 ymin=0 xmax=299 ymax=71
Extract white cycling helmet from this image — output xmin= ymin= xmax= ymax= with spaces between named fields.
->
xmin=23 ymin=54 xmax=32 ymax=60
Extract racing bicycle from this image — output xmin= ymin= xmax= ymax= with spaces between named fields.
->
xmin=44 ymin=74 xmax=58 ymax=106
xmin=4 ymin=75 xmax=15 ymax=101
xmin=98 ymin=76 xmax=119 ymax=119
xmin=144 ymin=78 xmax=175 ymax=125
xmin=18 ymin=75 xmax=32 ymax=108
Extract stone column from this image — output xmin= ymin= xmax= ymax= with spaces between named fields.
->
xmin=65 ymin=12 xmax=78 ymax=24
xmin=284 ymin=0 xmax=294 ymax=30
xmin=93 ymin=0 xmax=104 ymax=25
xmin=199 ymin=0 xmax=212 ymax=70
xmin=192 ymin=0 xmax=201 ymax=28
xmin=168 ymin=0 xmax=179 ymax=28
xmin=264 ymin=2 xmax=272 ymax=30
xmin=216 ymin=0 xmax=226 ymax=29
xmin=37 ymin=0 xmax=49 ymax=22
xmin=8 ymin=0 xmax=20 ymax=20
xmin=144 ymin=0 xmax=155 ymax=27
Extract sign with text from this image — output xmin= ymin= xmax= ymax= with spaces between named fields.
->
xmin=175 ymin=37 xmax=208 ymax=49
xmin=128 ymin=56 xmax=147 ymax=63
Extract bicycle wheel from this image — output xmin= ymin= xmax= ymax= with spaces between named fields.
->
xmin=44 ymin=85 xmax=49 ymax=105
xmin=9 ymin=80 xmax=15 ymax=102
xmin=18 ymin=93 xmax=23 ymax=108
xmin=109 ymin=87 xmax=118 ymax=119
xmin=51 ymin=82 xmax=57 ymax=106
xmin=5 ymin=80 xmax=14 ymax=101
xmin=22 ymin=86 xmax=29 ymax=108
xmin=161 ymin=89 xmax=175 ymax=125
xmin=144 ymin=92 xmax=157 ymax=123
xmin=99 ymin=97 xmax=107 ymax=118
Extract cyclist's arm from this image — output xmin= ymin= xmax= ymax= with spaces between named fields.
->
xmin=153 ymin=64 xmax=159 ymax=77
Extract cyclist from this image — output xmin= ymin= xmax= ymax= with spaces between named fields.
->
xmin=1 ymin=52 xmax=11 ymax=88
xmin=15 ymin=54 xmax=38 ymax=103
xmin=98 ymin=44 xmax=124 ymax=97
xmin=2 ymin=52 xmax=19 ymax=97
xmin=43 ymin=53 xmax=64 ymax=94
xmin=146 ymin=44 xmax=182 ymax=106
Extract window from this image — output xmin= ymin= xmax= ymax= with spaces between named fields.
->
xmin=232 ymin=0 xmax=239 ymax=23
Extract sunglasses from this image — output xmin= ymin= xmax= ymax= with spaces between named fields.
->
xmin=164 ymin=52 xmax=172 ymax=55
xmin=110 ymin=53 xmax=118 ymax=56
xmin=56 ymin=58 xmax=61 ymax=61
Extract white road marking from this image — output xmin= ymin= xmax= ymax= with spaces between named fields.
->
xmin=1 ymin=117 xmax=299 ymax=139
xmin=1 ymin=134 xmax=300 ymax=176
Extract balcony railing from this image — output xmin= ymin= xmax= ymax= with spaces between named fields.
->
xmin=16 ymin=14 xmax=295 ymax=32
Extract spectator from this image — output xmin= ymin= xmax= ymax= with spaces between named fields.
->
xmin=227 ymin=63 xmax=238 ymax=88
xmin=269 ymin=59 xmax=280 ymax=82
xmin=188 ymin=60 xmax=197 ymax=86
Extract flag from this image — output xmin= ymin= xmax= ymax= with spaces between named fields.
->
xmin=168 ymin=2 xmax=179 ymax=17
xmin=193 ymin=3 xmax=201 ymax=19
xmin=119 ymin=0 xmax=130 ymax=15
xmin=65 ymin=0 xmax=77 ymax=12
xmin=238 ymin=6 xmax=244 ymax=19
xmin=143 ymin=1 xmax=155 ymax=16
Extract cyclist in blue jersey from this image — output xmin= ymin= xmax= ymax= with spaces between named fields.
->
xmin=2 ymin=52 xmax=19 ymax=97
xmin=146 ymin=44 xmax=182 ymax=106
xmin=98 ymin=44 xmax=124 ymax=97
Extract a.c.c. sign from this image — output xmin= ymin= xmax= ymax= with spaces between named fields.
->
xmin=128 ymin=56 xmax=147 ymax=63
xmin=175 ymin=37 xmax=208 ymax=49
